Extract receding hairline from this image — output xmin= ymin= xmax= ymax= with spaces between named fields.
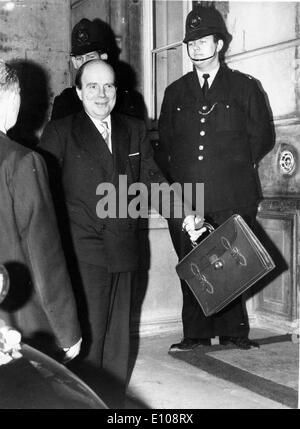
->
xmin=82 ymin=59 xmax=114 ymax=78
xmin=75 ymin=59 xmax=115 ymax=89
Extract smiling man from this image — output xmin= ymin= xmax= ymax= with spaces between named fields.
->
xmin=75 ymin=60 xmax=116 ymax=133
xmin=39 ymin=59 xmax=203 ymax=407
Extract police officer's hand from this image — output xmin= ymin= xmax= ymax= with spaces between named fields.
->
xmin=182 ymin=215 xmax=207 ymax=244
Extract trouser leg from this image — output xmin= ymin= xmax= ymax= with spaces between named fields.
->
xmin=206 ymin=207 xmax=257 ymax=338
xmin=74 ymin=262 xmax=111 ymax=367
xmin=102 ymin=271 xmax=132 ymax=385
xmin=168 ymin=207 xmax=257 ymax=339
xmin=168 ymin=219 xmax=214 ymax=339
xmin=70 ymin=263 xmax=132 ymax=408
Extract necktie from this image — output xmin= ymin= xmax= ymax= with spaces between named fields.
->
xmin=202 ymin=73 xmax=210 ymax=99
xmin=99 ymin=121 xmax=109 ymax=147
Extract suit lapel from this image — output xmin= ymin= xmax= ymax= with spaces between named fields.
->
xmin=111 ymin=114 xmax=130 ymax=175
xmin=71 ymin=111 xmax=113 ymax=175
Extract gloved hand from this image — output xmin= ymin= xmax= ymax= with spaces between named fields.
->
xmin=182 ymin=214 xmax=207 ymax=244
xmin=62 ymin=338 xmax=82 ymax=363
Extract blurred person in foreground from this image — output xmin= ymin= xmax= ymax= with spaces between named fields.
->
xmin=0 ymin=60 xmax=81 ymax=364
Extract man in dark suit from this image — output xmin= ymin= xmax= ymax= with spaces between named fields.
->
xmin=51 ymin=18 xmax=145 ymax=121
xmin=0 ymin=60 xmax=82 ymax=363
xmin=39 ymin=59 xmax=202 ymax=405
xmin=158 ymin=6 xmax=274 ymax=352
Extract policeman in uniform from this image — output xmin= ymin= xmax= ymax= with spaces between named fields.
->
xmin=158 ymin=6 xmax=274 ymax=352
xmin=51 ymin=19 xmax=144 ymax=120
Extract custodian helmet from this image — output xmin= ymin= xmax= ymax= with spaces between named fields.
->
xmin=71 ymin=19 xmax=107 ymax=56
xmin=183 ymin=6 xmax=232 ymax=46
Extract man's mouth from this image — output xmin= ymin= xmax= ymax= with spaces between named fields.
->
xmin=94 ymin=101 xmax=107 ymax=107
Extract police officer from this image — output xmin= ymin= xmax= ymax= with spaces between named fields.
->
xmin=51 ymin=18 xmax=145 ymax=120
xmin=158 ymin=6 xmax=274 ymax=352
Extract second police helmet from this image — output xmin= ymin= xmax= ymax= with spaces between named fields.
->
xmin=71 ymin=19 xmax=107 ymax=56
xmin=183 ymin=6 xmax=232 ymax=47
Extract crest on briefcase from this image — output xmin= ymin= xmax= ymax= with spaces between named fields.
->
xmin=176 ymin=215 xmax=275 ymax=317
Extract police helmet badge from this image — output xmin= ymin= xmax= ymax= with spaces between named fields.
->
xmin=76 ymin=28 xmax=89 ymax=46
xmin=189 ymin=13 xmax=202 ymax=29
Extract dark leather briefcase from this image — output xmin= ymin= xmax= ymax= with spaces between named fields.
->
xmin=176 ymin=214 xmax=275 ymax=317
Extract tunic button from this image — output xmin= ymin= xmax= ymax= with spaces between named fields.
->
xmin=200 ymin=131 xmax=205 ymax=136
xmin=200 ymin=118 xmax=206 ymax=123
xmin=198 ymin=155 xmax=204 ymax=161
xmin=199 ymin=145 xmax=204 ymax=150
xmin=202 ymin=105 xmax=208 ymax=110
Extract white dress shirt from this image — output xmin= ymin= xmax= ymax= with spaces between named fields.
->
xmin=197 ymin=65 xmax=220 ymax=90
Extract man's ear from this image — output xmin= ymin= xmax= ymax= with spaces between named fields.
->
xmin=76 ymin=87 xmax=82 ymax=101
xmin=216 ymin=39 xmax=224 ymax=53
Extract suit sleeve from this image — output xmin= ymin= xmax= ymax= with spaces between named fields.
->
xmin=139 ymin=121 xmax=194 ymax=219
xmin=39 ymin=121 xmax=64 ymax=161
xmin=38 ymin=121 xmax=67 ymax=210
xmin=51 ymin=94 xmax=71 ymax=121
xmin=12 ymin=151 xmax=81 ymax=348
xmin=246 ymin=79 xmax=275 ymax=164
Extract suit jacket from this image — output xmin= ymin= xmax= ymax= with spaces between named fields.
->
xmin=39 ymin=111 xmax=179 ymax=273
xmin=0 ymin=131 xmax=81 ymax=348
xmin=158 ymin=64 xmax=274 ymax=213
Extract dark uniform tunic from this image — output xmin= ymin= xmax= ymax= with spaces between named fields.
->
xmin=158 ymin=64 xmax=274 ymax=339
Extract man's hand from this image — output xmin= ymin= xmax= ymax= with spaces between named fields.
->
xmin=182 ymin=215 xmax=207 ymax=244
xmin=62 ymin=338 xmax=82 ymax=363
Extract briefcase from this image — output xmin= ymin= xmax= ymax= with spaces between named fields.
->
xmin=176 ymin=214 xmax=275 ymax=316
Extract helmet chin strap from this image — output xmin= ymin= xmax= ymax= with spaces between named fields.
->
xmin=187 ymin=45 xmax=217 ymax=62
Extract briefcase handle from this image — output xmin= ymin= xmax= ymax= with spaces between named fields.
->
xmin=191 ymin=222 xmax=215 ymax=248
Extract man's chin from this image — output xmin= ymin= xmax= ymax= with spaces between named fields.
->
xmin=93 ymin=109 xmax=109 ymax=118
xmin=193 ymin=56 xmax=206 ymax=61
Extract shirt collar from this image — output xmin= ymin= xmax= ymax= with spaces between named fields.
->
xmin=196 ymin=64 xmax=220 ymax=87
xmin=87 ymin=113 xmax=111 ymax=131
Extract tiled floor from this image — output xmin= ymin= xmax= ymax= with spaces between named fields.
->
xmin=125 ymin=329 xmax=298 ymax=409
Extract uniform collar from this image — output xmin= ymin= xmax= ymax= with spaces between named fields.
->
xmin=196 ymin=64 xmax=220 ymax=88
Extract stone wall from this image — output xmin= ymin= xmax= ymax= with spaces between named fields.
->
xmin=0 ymin=0 xmax=71 ymax=127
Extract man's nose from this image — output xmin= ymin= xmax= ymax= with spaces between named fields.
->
xmin=97 ymin=86 xmax=106 ymax=97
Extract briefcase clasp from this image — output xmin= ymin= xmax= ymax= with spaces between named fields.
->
xmin=208 ymin=254 xmax=224 ymax=270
